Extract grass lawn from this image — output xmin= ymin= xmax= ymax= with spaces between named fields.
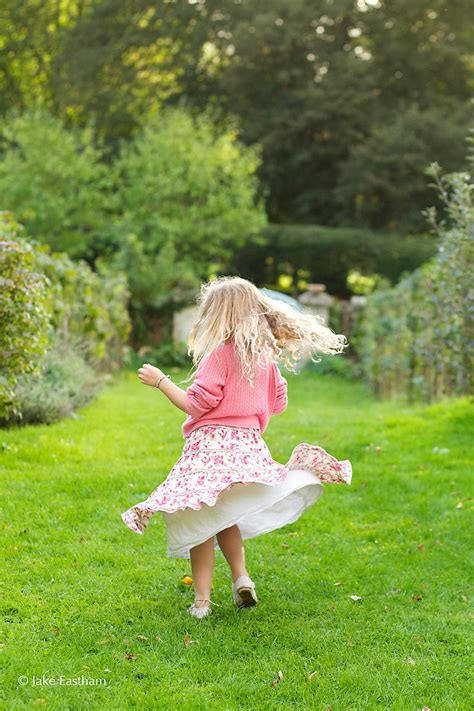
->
xmin=1 ymin=369 xmax=472 ymax=710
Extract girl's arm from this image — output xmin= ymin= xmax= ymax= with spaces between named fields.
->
xmin=138 ymin=364 xmax=190 ymax=413
xmin=138 ymin=352 xmax=226 ymax=416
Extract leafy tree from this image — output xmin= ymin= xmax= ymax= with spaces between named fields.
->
xmin=0 ymin=110 xmax=113 ymax=259
xmin=51 ymin=0 xmax=204 ymax=143
xmin=111 ymin=107 xmax=266 ymax=334
xmin=192 ymin=0 xmax=473 ymax=227
xmin=335 ymin=105 xmax=471 ymax=231
xmin=0 ymin=0 xmax=472 ymax=230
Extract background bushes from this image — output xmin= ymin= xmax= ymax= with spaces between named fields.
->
xmin=359 ymin=162 xmax=473 ymax=402
xmin=231 ymin=224 xmax=439 ymax=298
xmin=0 ymin=214 xmax=131 ymax=424
xmin=0 ymin=213 xmax=51 ymax=419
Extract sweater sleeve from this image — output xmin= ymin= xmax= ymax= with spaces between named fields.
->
xmin=272 ymin=364 xmax=288 ymax=415
xmin=184 ymin=348 xmax=227 ymax=418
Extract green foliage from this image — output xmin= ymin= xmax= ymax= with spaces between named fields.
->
xmin=1 ymin=1 xmax=472 ymax=231
xmin=360 ymin=162 xmax=473 ymax=402
xmin=232 ymin=224 xmax=438 ymax=298
xmin=124 ymin=343 xmax=192 ymax=371
xmin=0 ymin=110 xmax=113 ymax=260
xmin=0 ymin=213 xmax=51 ymax=419
xmin=112 ymin=108 xmax=267 ymax=325
xmin=0 ymin=214 xmax=131 ymax=425
xmin=335 ymin=105 xmax=470 ymax=231
xmin=9 ymin=337 xmax=105 ymax=425
xmin=31 ymin=245 xmax=131 ymax=372
xmin=187 ymin=0 xmax=473 ymax=229
xmin=302 ymin=353 xmax=358 ymax=380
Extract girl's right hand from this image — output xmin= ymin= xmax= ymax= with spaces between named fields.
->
xmin=138 ymin=363 xmax=163 ymax=387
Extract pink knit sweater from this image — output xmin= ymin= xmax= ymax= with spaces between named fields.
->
xmin=182 ymin=342 xmax=288 ymax=438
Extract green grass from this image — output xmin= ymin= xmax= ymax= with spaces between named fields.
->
xmin=1 ymin=370 xmax=472 ymax=710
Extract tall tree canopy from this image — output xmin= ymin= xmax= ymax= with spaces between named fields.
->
xmin=1 ymin=0 xmax=472 ymax=230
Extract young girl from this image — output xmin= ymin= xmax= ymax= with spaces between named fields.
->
xmin=121 ymin=276 xmax=352 ymax=619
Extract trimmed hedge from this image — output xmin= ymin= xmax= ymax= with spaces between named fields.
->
xmin=231 ymin=224 xmax=438 ymax=297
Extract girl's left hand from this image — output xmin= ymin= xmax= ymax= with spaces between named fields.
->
xmin=137 ymin=363 xmax=163 ymax=387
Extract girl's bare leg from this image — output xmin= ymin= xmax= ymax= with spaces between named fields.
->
xmin=216 ymin=524 xmax=249 ymax=583
xmin=189 ymin=536 xmax=215 ymax=609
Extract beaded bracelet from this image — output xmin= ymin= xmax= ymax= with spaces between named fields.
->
xmin=155 ymin=374 xmax=171 ymax=390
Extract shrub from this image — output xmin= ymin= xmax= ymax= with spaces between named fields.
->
xmin=9 ymin=339 xmax=105 ymax=425
xmin=31 ymin=245 xmax=131 ymax=372
xmin=124 ymin=343 xmax=192 ymax=372
xmin=230 ymin=224 xmax=438 ymax=298
xmin=359 ymin=160 xmax=473 ymax=402
xmin=302 ymin=353 xmax=358 ymax=380
xmin=0 ymin=214 xmax=51 ymax=419
xmin=0 ymin=214 xmax=131 ymax=425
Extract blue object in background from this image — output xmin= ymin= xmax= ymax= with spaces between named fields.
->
xmin=259 ymin=288 xmax=308 ymax=372
xmin=259 ymin=288 xmax=305 ymax=313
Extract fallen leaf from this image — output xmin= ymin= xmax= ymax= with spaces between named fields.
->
xmin=34 ymin=700 xmax=46 ymax=705
xmin=333 ymin=582 xmax=342 ymax=587
xmin=79 ymin=537 xmax=86 ymax=544
xmin=49 ymin=628 xmax=60 ymax=636
xmin=155 ymin=635 xmax=163 ymax=641
xmin=413 ymin=595 xmax=423 ymax=602
xmin=407 ymin=657 xmax=415 ymax=666
xmin=456 ymin=501 xmax=463 ymax=509
xmin=288 ymin=532 xmax=298 ymax=537
xmin=281 ymin=543 xmax=289 ymax=549
xmin=181 ymin=575 xmax=193 ymax=585
xmin=136 ymin=635 xmax=148 ymax=641
xmin=271 ymin=670 xmax=283 ymax=688
xmin=307 ymin=670 xmax=318 ymax=683
xmin=350 ymin=595 xmax=362 ymax=601
xmin=124 ymin=652 xmax=137 ymax=660
xmin=417 ymin=544 xmax=425 ymax=551
xmin=183 ymin=633 xmax=193 ymax=647
xmin=422 ymin=707 xmax=432 ymax=711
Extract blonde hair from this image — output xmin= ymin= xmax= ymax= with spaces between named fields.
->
xmin=183 ymin=275 xmax=347 ymax=386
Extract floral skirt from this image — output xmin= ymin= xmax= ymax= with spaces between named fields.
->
xmin=121 ymin=424 xmax=352 ymax=559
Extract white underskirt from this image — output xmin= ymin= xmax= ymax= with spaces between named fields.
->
xmin=162 ymin=469 xmax=323 ymax=558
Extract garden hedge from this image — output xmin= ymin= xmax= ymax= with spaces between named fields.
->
xmin=0 ymin=213 xmax=131 ymax=423
xmin=231 ymin=224 xmax=438 ymax=297
xmin=359 ymin=164 xmax=473 ymax=402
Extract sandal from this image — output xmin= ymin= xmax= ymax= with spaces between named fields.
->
xmin=187 ymin=598 xmax=220 ymax=619
xmin=232 ymin=576 xmax=258 ymax=608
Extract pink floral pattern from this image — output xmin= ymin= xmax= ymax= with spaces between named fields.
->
xmin=121 ymin=424 xmax=352 ymax=535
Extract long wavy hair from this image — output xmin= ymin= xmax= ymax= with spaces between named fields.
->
xmin=182 ymin=276 xmax=347 ymax=386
